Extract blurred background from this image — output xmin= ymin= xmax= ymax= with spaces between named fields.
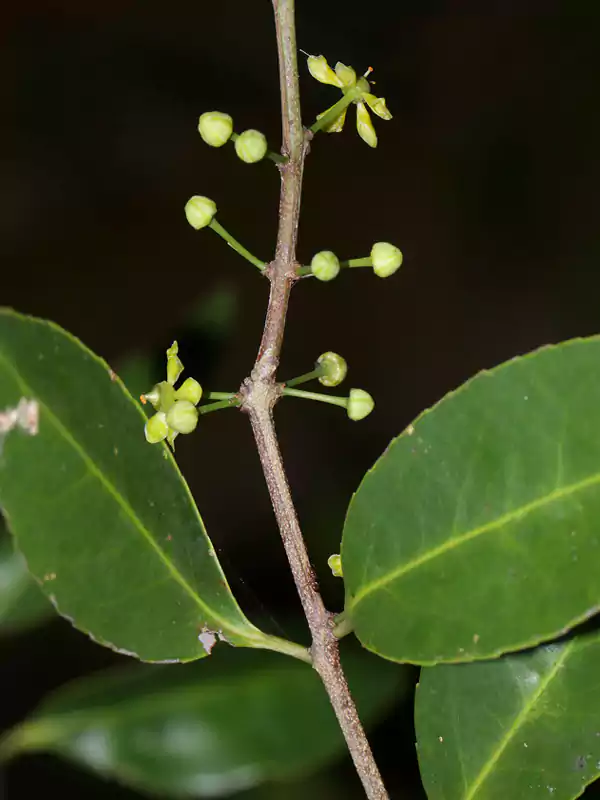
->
xmin=1 ymin=0 xmax=600 ymax=797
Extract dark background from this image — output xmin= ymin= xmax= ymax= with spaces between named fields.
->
xmin=2 ymin=0 xmax=600 ymax=797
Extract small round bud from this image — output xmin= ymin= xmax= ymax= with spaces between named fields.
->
xmin=198 ymin=111 xmax=233 ymax=147
xmin=347 ymin=388 xmax=374 ymax=421
xmin=176 ymin=377 xmax=203 ymax=405
xmin=371 ymin=242 xmax=403 ymax=278
xmin=327 ymin=554 xmax=343 ymax=578
xmin=166 ymin=400 xmax=199 ymax=435
xmin=234 ymin=129 xmax=268 ymax=164
xmin=317 ymin=352 xmax=347 ymax=387
xmin=185 ymin=196 xmax=217 ymax=230
xmin=145 ymin=412 xmax=168 ymax=444
xmin=311 ymin=251 xmax=340 ymax=282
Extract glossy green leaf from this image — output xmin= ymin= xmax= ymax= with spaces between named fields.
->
xmin=342 ymin=338 xmax=600 ymax=664
xmin=0 ymin=309 xmax=305 ymax=663
xmin=415 ymin=631 xmax=600 ymax=799
xmin=1 ymin=646 xmax=404 ymax=797
xmin=0 ymin=527 xmax=51 ymax=634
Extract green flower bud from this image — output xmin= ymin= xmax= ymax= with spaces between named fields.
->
xmin=234 ymin=129 xmax=268 ymax=164
xmin=307 ymin=55 xmax=343 ymax=87
xmin=198 ymin=111 xmax=233 ymax=147
xmin=347 ymin=388 xmax=374 ymax=421
xmin=166 ymin=400 xmax=199 ymax=435
xmin=166 ymin=341 xmax=184 ymax=385
xmin=145 ymin=412 xmax=168 ymax=444
xmin=371 ymin=242 xmax=403 ymax=278
xmin=356 ymin=102 xmax=378 ymax=148
xmin=317 ymin=352 xmax=347 ymax=387
xmin=185 ymin=196 xmax=217 ymax=230
xmin=176 ymin=377 xmax=203 ymax=405
xmin=185 ymin=194 xmax=217 ymax=231
xmin=311 ymin=250 xmax=340 ymax=282
xmin=327 ymin=554 xmax=343 ymax=578
xmin=335 ymin=62 xmax=356 ymax=88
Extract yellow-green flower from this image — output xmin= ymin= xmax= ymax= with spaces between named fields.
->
xmin=307 ymin=55 xmax=392 ymax=148
xmin=141 ymin=341 xmax=203 ymax=449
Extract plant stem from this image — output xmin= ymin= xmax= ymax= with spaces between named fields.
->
xmin=296 ymin=256 xmax=372 ymax=277
xmin=345 ymin=257 xmax=372 ymax=268
xmin=282 ymin=387 xmax=347 ymax=408
xmin=240 ymin=3 xmax=389 ymax=798
xmin=282 ymin=368 xmax=322 ymax=388
xmin=209 ymin=219 xmax=266 ymax=271
xmin=295 ymin=265 xmax=314 ymax=277
xmin=334 ymin=612 xmax=355 ymax=639
xmin=310 ymin=89 xmax=360 ymax=134
xmin=197 ymin=398 xmax=239 ymax=415
xmin=206 ymin=391 xmax=236 ymax=400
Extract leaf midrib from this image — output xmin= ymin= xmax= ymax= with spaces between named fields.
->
xmin=349 ymin=469 xmax=600 ymax=611
xmin=462 ymin=643 xmax=572 ymax=799
xmin=0 ymin=348 xmax=253 ymax=641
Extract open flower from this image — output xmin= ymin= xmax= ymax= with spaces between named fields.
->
xmin=141 ymin=341 xmax=202 ymax=450
xmin=307 ymin=55 xmax=392 ymax=148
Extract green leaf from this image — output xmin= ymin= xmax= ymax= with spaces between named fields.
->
xmin=342 ymin=338 xmax=600 ymax=664
xmin=415 ymin=631 xmax=600 ymax=799
xmin=0 ymin=309 xmax=305 ymax=663
xmin=0 ymin=524 xmax=51 ymax=634
xmin=1 ymin=646 xmax=404 ymax=797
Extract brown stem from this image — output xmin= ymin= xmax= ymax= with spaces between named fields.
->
xmin=240 ymin=2 xmax=389 ymax=798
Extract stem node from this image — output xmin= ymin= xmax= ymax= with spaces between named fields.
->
xmin=237 ymin=3 xmax=390 ymax=798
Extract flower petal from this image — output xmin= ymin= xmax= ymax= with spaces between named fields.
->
xmin=166 ymin=341 xmax=184 ymax=385
xmin=307 ymin=55 xmax=343 ymax=87
xmin=363 ymin=93 xmax=393 ymax=120
xmin=334 ymin=62 xmax=357 ymax=88
xmin=144 ymin=412 xmax=169 ymax=444
xmin=356 ymin=102 xmax=378 ymax=148
xmin=316 ymin=104 xmax=347 ymax=133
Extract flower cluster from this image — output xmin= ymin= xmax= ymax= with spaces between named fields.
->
xmin=141 ymin=56 xmax=401 ymax=446
xmin=141 ymin=342 xmax=202 ymax=449
xmin=307 ymin=55 xmax=392 ymax=148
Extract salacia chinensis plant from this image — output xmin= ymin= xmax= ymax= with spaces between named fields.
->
xmin=2 ymin=3 xmax=600 ymax=799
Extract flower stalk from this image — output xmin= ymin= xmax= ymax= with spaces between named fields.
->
xmin=209 ymin=219 xmax=266 ymax=271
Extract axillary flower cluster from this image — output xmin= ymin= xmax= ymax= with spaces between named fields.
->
xmin=141 ymin=342 xmax=203 ymax=449
xmin=141 ymin=54 xmax=403 ymax=449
